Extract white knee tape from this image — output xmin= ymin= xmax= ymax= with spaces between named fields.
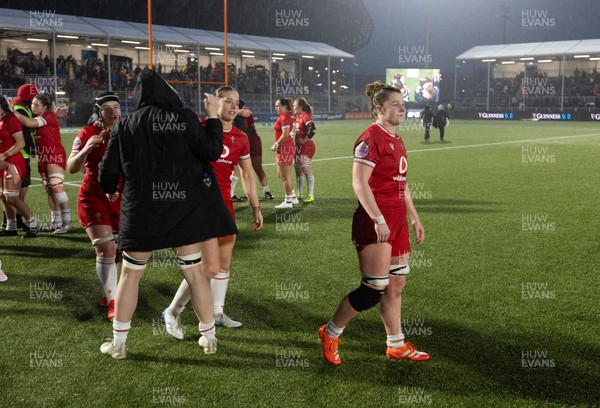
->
xmin=390 ymin=264 xmax=410 ymax=276
xmin=54 ymin=191 xmax=69 ymax=205
xmin=177 ymin=252 xmax=202 ymax=270
xmin=3 ymin=189 xmax=19 ymax=197
xmin=361 ymin=274 xmax=390 ymax=287
xmin=92 ymin=235 xmax=115 ymax=248
xmin=48 ymin=173 xmax=64 ymax=189
xmin=122 ymin=251 xmax=147 ymax=270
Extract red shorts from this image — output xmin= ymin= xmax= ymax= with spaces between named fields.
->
xmin=276 ymin=143 xmax=295 ymax=166
xmin=0 ymin=154 xmax=26 ymax=181
xmin=37 ymin=145 xmax=66 ymax=174
xmin=77 ymin=182 xmax=121 ymax=231
xmin=248 ymin=132 xmax=262 ymax=157
xmin=352 ymin=204 xmax=410 ymax=257
xmin=295 ymin=140 xmax=316 ymax=165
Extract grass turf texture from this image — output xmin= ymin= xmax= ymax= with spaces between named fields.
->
xmin=1 ymin=119 xmax=598 ymax=407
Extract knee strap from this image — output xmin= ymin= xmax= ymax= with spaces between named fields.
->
xmin=92 ymin=235 xmax=115 ymax=248
xmin=3 ymin=189 xmax=19 ymax=197
xmin=177 ymin=252 xmax=202 ymax=270
xmin=48 ymin=173 xmax=64 ymax=189
xmin=348 ymin=283 xmax=385 ymax=312
xmin=361 ymin=274 xmax=390 ymax=287
xmin=122 ymin=252 xmax=147 ymax=270
xmin=390 ymin=264 xmax=410 ymax=276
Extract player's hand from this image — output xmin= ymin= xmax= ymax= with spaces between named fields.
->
xmin=203 ymin=93 xmax=218 ymax=118
xmin=56 ymin=106 xmax=68 ymax=118
xmin=83 ymin=135 xmax=103 ymax=153
xmin=8 ymin=163 xmax=21 ymax=184
xmin=252 ymin=207 xmax=263 ymax=231
xmin=271 ymin=143 xmax=278 ymax=152
xmin=106 ymin=192 xmax=120 ymax=202
xmin=374 ymin=223 xmax=390 ymax=243
xmin=412 ymin=220 xmax=425 ymax=244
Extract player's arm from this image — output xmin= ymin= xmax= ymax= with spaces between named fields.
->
xmin=0 ymin=131 xmax=25 ymax=162
xmin=67 ymin=131 xmax=106 ymax=174
xmin=238 ymin=157 xmax=263 ymax=231
xmin=352 ymin=161 xmax=390 ymax=243
xmin=13 ymin=110 xmax=44 ymax=129
xmin=189 ymin=94 xmax=223 ymax=161
xmin=404 ymin=185 xmax=425 ymax=244
xmin=271 ymin=126 xmax=290 ymax=151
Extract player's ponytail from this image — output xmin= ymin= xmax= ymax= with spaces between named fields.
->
xmin=365 ymin=81 xmax=401 ymax=119
xmin=295 ymin=97 xmax=313 ymax=114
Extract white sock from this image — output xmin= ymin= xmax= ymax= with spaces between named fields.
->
xmin=167 ymin=279 xmax=191 ymax=316
xmin=296 ymin=176 xmax=303 ymax=196
xmin=199 ymin=321 xmax=216 ymax=340
xmin=112 ymin=320 xmax=131 ymax=348
xmin=211 ymin=271 xmax=230 ymax=316
xmin=262 ymin=185 xmax=270 ymax=193
xmin=6 ymin=218 xmax=17 ymax=231
xmin=326 ymin=320 xmax=344 ymax=338
xmin=386 ymin=333 xmax=405 ymax=349
xmin=307 ymin=175 xmax=315 ymax=196
xmin=230 ymin=175 xmax=239 ymax=197
xmin=51 ymin=210 xmax=61 ymax=224
xmin=26 ymin=216 xmax=37 ymax=229
xmin=61 ymin=208 xmax=71 ymax=226
xmin=96 ymin=256 xmax=117 ymax=302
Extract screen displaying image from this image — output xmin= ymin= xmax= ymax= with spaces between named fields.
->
xmin=386 ymin=68 xmax=441 ymax=103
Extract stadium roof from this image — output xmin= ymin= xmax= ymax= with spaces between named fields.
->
xmin=0 ymin=8 xmax=353 ymax=59
xmin=456 ymin=39 xmax=600 ymax=60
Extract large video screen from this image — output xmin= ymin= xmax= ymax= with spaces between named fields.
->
xmin=386 ymin=68 xmax=441 ymax=103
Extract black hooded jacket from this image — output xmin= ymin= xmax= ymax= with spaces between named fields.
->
xmin=99 ymin=70 xmax=237 ymax=251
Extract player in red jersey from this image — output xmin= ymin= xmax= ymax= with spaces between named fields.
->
xmin=318 ymin=82 xmax=428 ymax=365
xmin=271 ymin=97 xmax=298 ymax=208
xmin=1 ymin=155 xmax=23 ymax=280
xmin=66 ymin=92 xmax=122 ymax=320
xmin=293 ymin=97 xmax=317 ymax=203
xmin=0 ymin=96 xmax=38 ymax=238
xmin=230 ymin=100 xmax=273 ymax=200
xmin=13 ymin=93 xmax=71 ymax=234
xmin=163 ymin=86 xmax=263 ymax=336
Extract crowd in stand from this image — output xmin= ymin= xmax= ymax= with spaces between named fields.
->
xmin=468 ymin=67 xmax=600 ymax=107
xmin=0 ymin=50 xmax=325 ymax=96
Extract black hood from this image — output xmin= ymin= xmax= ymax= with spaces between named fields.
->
xmin=133 ymin=70 xmax=184 ymax=110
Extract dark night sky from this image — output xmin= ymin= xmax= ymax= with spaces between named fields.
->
xmin=355 ymin=0 xmax=600 ymax=75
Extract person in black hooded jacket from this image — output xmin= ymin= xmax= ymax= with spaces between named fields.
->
xmin=98 ymin=70 xmax=237 ymax=359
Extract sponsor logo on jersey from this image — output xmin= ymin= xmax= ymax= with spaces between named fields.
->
xmin=221 ymin=145 xmax=230 ymax=158
xmin=399 ymin=156 xmax=408 ymax=174
xmin=354 ymin=141 xmax=369 ymax=158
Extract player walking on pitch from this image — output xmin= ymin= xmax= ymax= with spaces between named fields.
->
xmin=318 ymin=82 xmax=429 ymax=365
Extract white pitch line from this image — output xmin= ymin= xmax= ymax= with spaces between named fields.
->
xmin=262 ymin=132 xmax=600 ymax=166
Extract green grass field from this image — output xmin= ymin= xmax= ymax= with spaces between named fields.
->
xmin=1 ymin=119 xmax=599 ymax=407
